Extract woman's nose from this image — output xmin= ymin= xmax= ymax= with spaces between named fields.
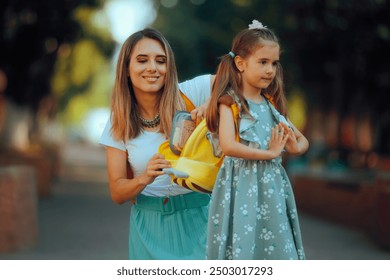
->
xmin=146 ymin=61 xmax=157 ymax=72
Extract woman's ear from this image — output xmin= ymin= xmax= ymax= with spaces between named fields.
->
xmin=234 ymin=56 xmax=245 ymax=72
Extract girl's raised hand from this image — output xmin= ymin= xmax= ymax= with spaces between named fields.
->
xmin=268 ymin=124 xmax=289 ymax=158
xmin=278 ymin=122 xmax=300 ymax=154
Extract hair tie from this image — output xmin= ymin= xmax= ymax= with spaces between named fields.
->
xmin=228 ymin=51 xmax=235 ymax=58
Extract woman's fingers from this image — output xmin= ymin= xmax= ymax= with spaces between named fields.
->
xmin=147 ymin=154 xmax=171 ymax=175
xmin=191 ymin=107 xmax=204 ymax=125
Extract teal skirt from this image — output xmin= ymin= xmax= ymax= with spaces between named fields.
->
xmin=129 ymin=192 xmax=210 ymax=260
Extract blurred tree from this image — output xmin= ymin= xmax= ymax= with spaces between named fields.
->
xmin=0 ymin=0 xmax=115 ymax=147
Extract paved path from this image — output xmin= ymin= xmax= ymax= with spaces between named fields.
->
xmin=1 ymin=143 xmax=389 ymax=260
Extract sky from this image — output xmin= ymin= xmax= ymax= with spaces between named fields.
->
xmin=104 ymin=0 xmax=156 ymax=43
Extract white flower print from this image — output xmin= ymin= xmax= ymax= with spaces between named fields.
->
xmin=264 ymin=187 xmax=275 ymax=198
xmin=284 ymin=239 xmax=294 ymax=253
xmin=264 ymin=123 xmax=271 ymax=132
xmin=252 ymin=165 xmax=257 ymax=174
xmin=256 ymin=203 xmax=270 ymax=220
xmin=211 ymin=214 xmax=220 ymax=227
xmin=224 ymin=191 xmax=231 ymax=201
xmin=264 ymin=244 xmax=276 ymax=255
xmin=240 ymin=204 xmax=249 ymax=216
xmin=289 ymin=209 xmax=297 ymax=220
xmin=247 ymin=184 xmax=258 ymax=197
xmin=279 ymin=221 xmax=288 ymax=233
xmin=232 ymin=233 xmax=241 ymax=244
xmin=225 ymin=246 xmax=233 ymax=260
xmin=252 ymin=184 xmax=258 ymax=193
xmin=279 ymin=187 xmax=287 ymax=199
xmin=261 ymin=172 xmax=273 ymax=184
xmin=244 ymin=224 xmax=254 ymax=234
xmin=234 ymin=247 xmax=242 ymax=258
xmin=276 ymin=203 xmax=283 ymax=214
xmin=259 ymin=228 xmax=275 ymax=240
xmin=213 ymin=233 xmax=227 ymax=244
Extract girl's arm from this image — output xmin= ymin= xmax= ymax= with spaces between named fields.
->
xmin=106 ymin=147 xmax=171 ymax=204
xmin=218 ymin=104 xmax=288 ymax=160
xmin=279 ymin=120 xmax=309 ymax=155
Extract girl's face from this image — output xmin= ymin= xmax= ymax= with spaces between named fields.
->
xmin=239 ymin=41 xmax=280 ymax=97
xmin=128 ymin=37 xmax=167 ymax=96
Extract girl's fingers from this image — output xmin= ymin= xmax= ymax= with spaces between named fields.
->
xmin=283 ymin=133 xmax=289 ymax=144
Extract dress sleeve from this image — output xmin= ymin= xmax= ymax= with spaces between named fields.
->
xmin=99 ymin=117 xmax=126 ymax=151
xmin=178 ymin=74 xmax=211 ymax=107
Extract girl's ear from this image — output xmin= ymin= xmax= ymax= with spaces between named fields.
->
xmin=234 ymin=56 xmax=245 ymax=72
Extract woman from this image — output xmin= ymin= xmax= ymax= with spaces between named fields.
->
xmin=99 ymin=28 xmax=213 ymax=259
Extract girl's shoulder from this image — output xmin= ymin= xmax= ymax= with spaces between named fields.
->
xmin=218 ymin=94 xmax=235 ymax=106
xmin=218 ymin=88 xmax=239 ymax=106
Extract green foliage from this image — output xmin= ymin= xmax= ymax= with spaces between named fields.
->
xmin=0 ymin=0 xmax=115 ymax=125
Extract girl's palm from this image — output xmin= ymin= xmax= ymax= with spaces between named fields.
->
xmin=268 ymin=124 xmax=289 ymax=158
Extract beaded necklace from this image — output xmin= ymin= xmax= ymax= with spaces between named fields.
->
xmin=138 ymin=114 xmax=160 ymax=128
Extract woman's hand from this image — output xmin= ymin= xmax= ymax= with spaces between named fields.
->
xmin=140 ymin=153 xmax=171 ymax=186
xmin=191 ymin=98 xmax=210 ymax=125
xmin=268 ymin=124 xmax=289 ymax=158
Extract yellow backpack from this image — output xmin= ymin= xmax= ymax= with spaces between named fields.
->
xmin=158 ymin=94 xmax=239 ymax=193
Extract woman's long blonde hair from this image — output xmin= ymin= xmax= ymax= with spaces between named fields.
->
xmin=206 ymin=27 xmax=288 ymax=133
xmin=110 ymin=28 xmax=185 ymax=141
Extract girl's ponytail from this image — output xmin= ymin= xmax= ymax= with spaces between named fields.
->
xmin=206 ymin=53 xmax=239 ymax=133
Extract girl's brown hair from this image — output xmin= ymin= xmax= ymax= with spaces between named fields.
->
xmin=206 ymin=27 xmax=288 ymax=133
xmin=110 ymin=28 xmax=185 ymax=141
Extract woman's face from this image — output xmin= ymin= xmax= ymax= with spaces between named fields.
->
xmin=128 ymin=37 xmax=167 ymax=96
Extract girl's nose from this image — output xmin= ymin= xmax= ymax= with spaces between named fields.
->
xmin=266 ymin=64 xmax=274 ymax=74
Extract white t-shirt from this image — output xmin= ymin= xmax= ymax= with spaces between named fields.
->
xmin=99 ymin=74 xmax=211 ymax=197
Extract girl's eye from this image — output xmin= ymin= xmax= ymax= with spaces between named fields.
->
xmin=137 ymin=59 xmax=147 ymax=63
xmin=156 ymin=59 xmax=166 ymax=64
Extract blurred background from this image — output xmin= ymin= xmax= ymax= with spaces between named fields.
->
xmin=0 ymin=0 xmax=390 ymax=259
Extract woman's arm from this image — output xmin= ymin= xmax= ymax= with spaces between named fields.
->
xmin=106 ymin=147 xmax=170 ymax=204
xmin=218 ymin=104 xmax=288 ymax=160
xmin=279 ymin=120 xmax=309 ymax=155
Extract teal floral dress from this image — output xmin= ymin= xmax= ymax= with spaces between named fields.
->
xmin=206 ymin=98 xmax=306 ymax=260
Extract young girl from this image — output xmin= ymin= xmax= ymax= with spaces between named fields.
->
xmin=206 ymin=20 xmax=309 ymax=260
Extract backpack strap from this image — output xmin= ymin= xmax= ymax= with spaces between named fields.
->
xmin=180 ymin=92 xmax=196 ymax=112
